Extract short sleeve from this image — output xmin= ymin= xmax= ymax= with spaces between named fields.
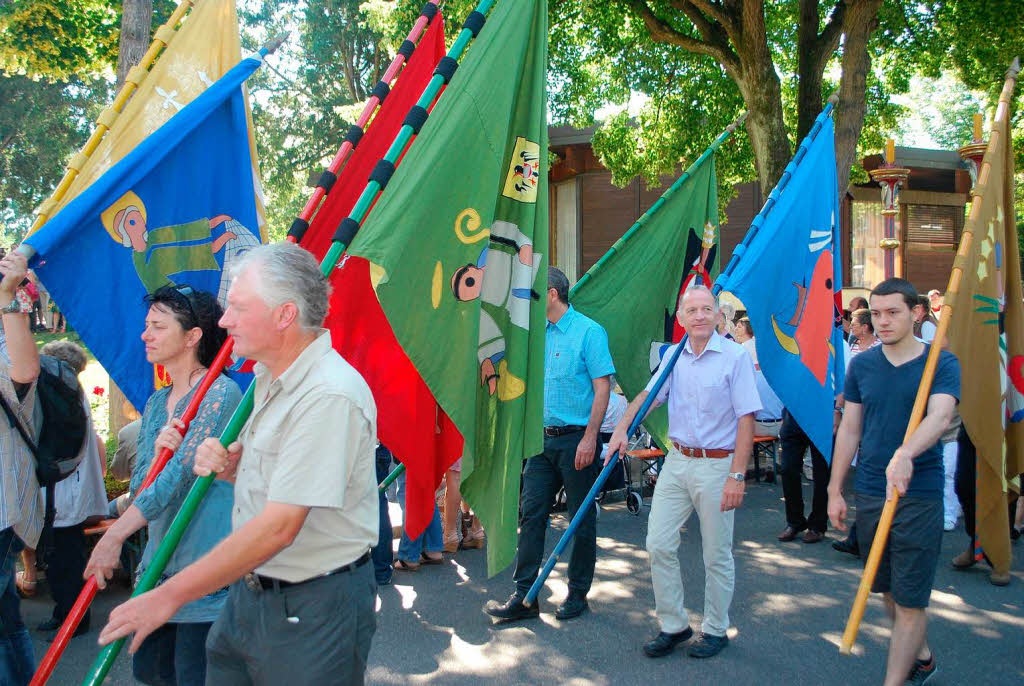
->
xmin=730 ymin=350 xmax=762 ymax=418
xmin=267 ymin=393 xmax=373 ymax=509
xmin=583 ymin=324 xmax=616 ymax=380
xmin=931 ymin=351 xmax=961 ymax=402
xmin=844 ymin=357 xmax=863 ymax=404
xmin=643 ymin=344 xmax=675 ymax=407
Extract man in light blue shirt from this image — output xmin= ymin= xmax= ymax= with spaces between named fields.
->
xmin=486 ymin=267 xmax=614 ymax=623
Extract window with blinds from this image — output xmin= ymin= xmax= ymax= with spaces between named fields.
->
xmin=905 ymin=204 xmax=961 ymax=248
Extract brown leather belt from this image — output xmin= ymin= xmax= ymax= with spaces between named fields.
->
xmin=673 ymin=443 xmax=731 ymax=459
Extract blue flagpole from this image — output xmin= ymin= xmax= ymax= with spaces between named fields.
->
xmin=523 ymin=97 xmax=839 ymax=608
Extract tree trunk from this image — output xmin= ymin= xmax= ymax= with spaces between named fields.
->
xmin=833 ymin=0 xmax=883 ymax=196
xmin=116 ymin=0 xmax=154 ymax=88
xmin=735 ymin=65 xmax=792 ymax=196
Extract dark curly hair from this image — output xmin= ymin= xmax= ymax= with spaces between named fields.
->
xmin=144 ymin=285 xmax=227 ymax=368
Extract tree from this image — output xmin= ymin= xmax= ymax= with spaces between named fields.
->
xmin=116 ymin=0 xmax=154 ymax=87
xmin=0 ymin=0 xmax=120 ymax=80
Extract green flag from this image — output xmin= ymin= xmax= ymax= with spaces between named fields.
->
xmin=348 ymin=0 xmax=548 ymax=575
xmin=571 ymin=153 xmax=719 ymax=450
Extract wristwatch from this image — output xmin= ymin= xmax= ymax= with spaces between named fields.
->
xmin=0 ymin=298 xmax=20 ymax=315
xmin=729 ymin=472 xmax=745 ymax=483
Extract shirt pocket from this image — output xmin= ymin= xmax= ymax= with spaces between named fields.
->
xmin=548 ymin=350 xmax=577 ymax=381
xmin=698 ymin=380 xmax=726 ymax=419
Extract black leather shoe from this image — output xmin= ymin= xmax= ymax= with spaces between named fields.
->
xmin=642 ymin=627 xmax=693 ymax=658
xmin=485 ymin=593 xmax=540 ymax=621
xmin=555 ymin=593 xmax=589 ymax=620
xmin=832 ymin=538 xmax=860 ymax=557
xmin=777 ymin=525 xmax=806 ymax=542
xmin=687 ymin=632 xmax=729 ymax=658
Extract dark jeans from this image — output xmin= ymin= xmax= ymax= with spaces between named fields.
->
xmin=44 ymin=524 xmax=90 ymax=625
xmin=0 ymin=528 xmax=34 ymax=686
xmin=371 ymin=446 xmax=394 ymax=584
xmin=513 ymin=431 xmax=601 ymax=597
xmin=779 ymin=411 xmax=831 ymax=533
xmin=132 ymin=621 xmax=212 ymax=686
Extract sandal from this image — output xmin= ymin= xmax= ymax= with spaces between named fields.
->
xmin=394 ymin=559 xmax=420 ymax=572
xmin=443 ymin=532 xmax=461 ymax=554
xmin=15 ymin=571 xmax=37 ymax=598
xmin=420 ymin=552 xmax=443 ymax=565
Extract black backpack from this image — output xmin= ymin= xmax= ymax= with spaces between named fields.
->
xmin=0 ymin=354 xmax=89 ymax=555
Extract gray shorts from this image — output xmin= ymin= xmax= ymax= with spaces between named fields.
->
xmin=855 ymin=493 xmax=943 ymax=608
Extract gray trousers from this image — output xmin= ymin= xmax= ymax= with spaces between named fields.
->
xmin=205 ymin=561 xmax=376 ymax=685
xmin=513 ymin=431 xmax=601 ymax=597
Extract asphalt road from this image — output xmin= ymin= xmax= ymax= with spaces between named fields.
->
xmin=24 ymin=478 xmax=1024 ymax=685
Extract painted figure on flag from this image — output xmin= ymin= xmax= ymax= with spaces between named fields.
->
xmin=101 ymin=190 xmax=260 ymax=304
xmin=648 ymin=222 xmax=718 ymax=373
xmin=501 ymin=137 xmax=540 ymax=202
xmin=770 ymin=221 xmax=837 ymax=386
xmin=449 ymin=211 xmax=542 ymax=400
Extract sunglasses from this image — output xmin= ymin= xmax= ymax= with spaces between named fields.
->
xmin=171 ymin=285 xmax=200 ymax=327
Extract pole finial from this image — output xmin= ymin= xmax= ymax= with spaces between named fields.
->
xmin=263 ymin=33 xmax=289 ymax=55
xmin=827 ymin=91 xmax=839 ymax=105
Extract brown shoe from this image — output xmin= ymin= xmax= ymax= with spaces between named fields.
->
xmin=951 ymin=548 xmax=977 ymax=570
xmin=777 ymin=525 xmax=806 ymax=542
xmin=990 ymin=570 xmax=1011 ymax=586
xmin=802 ymin=530 xmax=824 ymax=544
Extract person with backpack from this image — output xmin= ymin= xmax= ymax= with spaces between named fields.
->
xmin=84 ymin=285 xmax=241 ymax=686
xmin=0 ymin=250 xmax=44 ymax=686
xmin=23 ymin=341 xmax=108 ymax=640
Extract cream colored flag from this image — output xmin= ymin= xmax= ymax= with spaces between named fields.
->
xmin=44 ymin=0 xmax=266 ymax=237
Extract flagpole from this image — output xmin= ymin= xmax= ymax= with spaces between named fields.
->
xmin=286 ymin=1 xmax=442 ymax=244
xmin=570 ymin=111 xmax=747 ymax=296
xmin=28 ymin=0 xmax=195 ymax=235
xmin=523 ymin=99 xmax=837 ymax=608
xmin=81 ymin=4 xmax=499 ymax=683
xmin=839 ymin=59 xmax=1020 ymax=656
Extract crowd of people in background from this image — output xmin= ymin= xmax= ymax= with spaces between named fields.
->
xmin=1 ymin=247 xmax=1022 ymax=686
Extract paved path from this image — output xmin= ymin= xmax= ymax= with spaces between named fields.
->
xmin=27 ymin=479 xmax=1024 ymax=685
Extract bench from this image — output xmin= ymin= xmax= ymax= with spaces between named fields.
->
xmin=752 ymin=435 xmax=780 ymax=483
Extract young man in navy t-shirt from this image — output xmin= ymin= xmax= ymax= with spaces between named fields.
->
xmin=827 ymin=278 xmax=960 ymax=686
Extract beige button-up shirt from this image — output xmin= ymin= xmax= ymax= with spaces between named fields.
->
xmin=234 ymin=330 xmax=378 ymax=582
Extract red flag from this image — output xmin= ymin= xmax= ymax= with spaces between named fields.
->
xmin=299 ymin=15 xmax=462 ymax=538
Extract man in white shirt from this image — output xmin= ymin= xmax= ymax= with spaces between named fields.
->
xmin=608 ymin=286 xmax=760 ymax=660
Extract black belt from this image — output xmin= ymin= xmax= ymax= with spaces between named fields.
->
xmin=544 ymin=425 xmax=586 ymax=437
xmin=244 ymin=551 xmax=370 ymax=591
xmin=757 ymin=418 xmax=783 ymax=423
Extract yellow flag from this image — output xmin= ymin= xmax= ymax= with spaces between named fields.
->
xmin=45 ymin=0 xmax=266 ymax=236
xmin=947 ymin=60 xmax=1021 ymax=575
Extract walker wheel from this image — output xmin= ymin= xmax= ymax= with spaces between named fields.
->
xmin=626 ymin=491 xmax=643 ymax=515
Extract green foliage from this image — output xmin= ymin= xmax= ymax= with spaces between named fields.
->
xmin=0 ymin=0 xmax=120 ymax=80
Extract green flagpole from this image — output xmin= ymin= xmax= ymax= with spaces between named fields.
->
xmin=82 ymin=3 xmax=498 ymax=684
xmin=570 ymin=111 xmax=747 ymax=296
xmin=379 ymin=462 xmax=405 ymax=491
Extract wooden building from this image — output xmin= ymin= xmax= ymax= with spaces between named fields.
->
xmin=549 ymin=125 xmax=970 ymax=301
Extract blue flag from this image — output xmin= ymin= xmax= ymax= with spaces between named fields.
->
xmin=26 ymin=52 xmax=266 ymax=410
xmin=717 ymin=111 xmax=844 ymax=461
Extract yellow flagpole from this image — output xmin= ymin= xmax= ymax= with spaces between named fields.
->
xmin=839 ymin=56 xmax=1020 ymax=655
xmin=28 ymin=0 xmax=195 ymax=234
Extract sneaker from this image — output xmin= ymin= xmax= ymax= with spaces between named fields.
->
xmin=905 ymin=655 xmax=938 ymax=684
xmin=943 ymin=519 xmax=955 ymax=532
xmin=687 ymin=632 xmax=729 ymax=658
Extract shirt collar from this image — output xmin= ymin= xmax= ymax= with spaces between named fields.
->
xmin=549 ymin=305 xmax=577 ymax=333
xmin=684 ymin=330 xmax=723 ymax=357
xmin=254 ymin=328 xmax=333 ymax=394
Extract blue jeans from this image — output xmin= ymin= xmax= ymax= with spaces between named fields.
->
xmin=397 ymin=473 xmax=442 ymax=562
xmin=371 ymin=446 xmax=394 ymax=584
xmin=0 ymin=528 xmax=34 ymax=686
xmin=132 ymin=621 xmax=212 ymax=686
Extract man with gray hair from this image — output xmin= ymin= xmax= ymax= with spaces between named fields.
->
xmin=98 ymin=242 xmax=380 ymax=684
xmin=608 ymin=285 xmax=759 ymax=659
xmin=486 ymin=266 xmax=615 ymax=622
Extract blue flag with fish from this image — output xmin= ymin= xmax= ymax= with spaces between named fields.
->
xmin=716 ymin=108 xmax=844 ymax=460
xmin=25 ymin=51 xmax=267 ymax=410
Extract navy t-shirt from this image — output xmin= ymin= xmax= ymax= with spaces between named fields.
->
xmin=844 ymin=344 xmax=960 ymax=499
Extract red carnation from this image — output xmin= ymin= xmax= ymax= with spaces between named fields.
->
xmin=92 ymin=386 xmax=105 ymax=397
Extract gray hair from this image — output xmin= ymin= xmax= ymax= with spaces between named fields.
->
xmin=548 ymin=266 xmax=570 ymax=304
xmin=679 ymin=284 xmax=719 ymax=312
xmin=41 ymin=340 xmax=88 ymax=374
xmin=230 ymin=243 xmax=331 ymax=331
